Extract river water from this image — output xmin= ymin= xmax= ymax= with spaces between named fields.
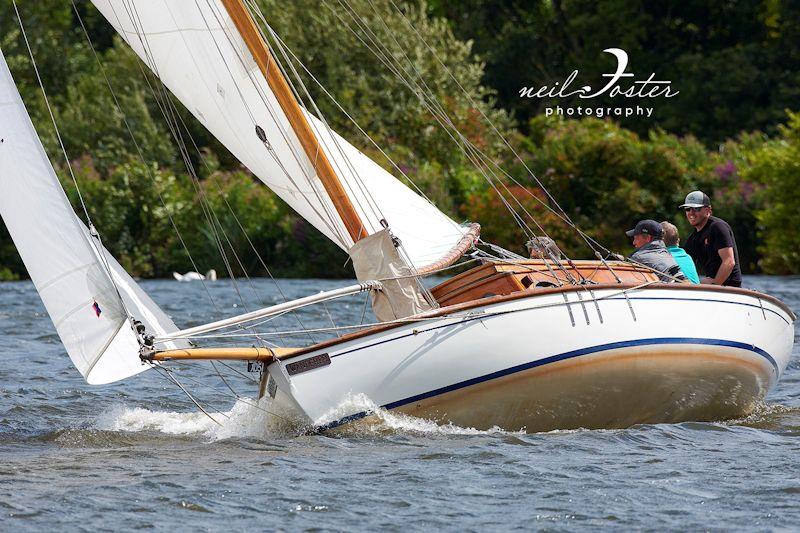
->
xmin=1 ymin=276 xmax=798 ymax=530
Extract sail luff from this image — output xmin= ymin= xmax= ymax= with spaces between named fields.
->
xmin=220 ymin=0 xmax=366 ymax=242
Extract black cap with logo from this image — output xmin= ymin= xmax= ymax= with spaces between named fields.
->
xmin=679 ymin=190 xmax=711 ymax=208
xmin=625 ymin=219 xmax=664 ymax=239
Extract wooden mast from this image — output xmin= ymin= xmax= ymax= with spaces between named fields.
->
xmin=220 ymin=0 xmax=366 ymax=242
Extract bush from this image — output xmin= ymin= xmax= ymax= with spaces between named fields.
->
xmin=745 ymin=112 xmax=800 ymax=274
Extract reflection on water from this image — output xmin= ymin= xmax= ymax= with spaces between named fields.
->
xmin=0 ymin=275 xmax=798 ymax=529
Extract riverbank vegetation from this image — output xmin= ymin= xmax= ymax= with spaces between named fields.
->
xmin=1 ymin=0 xmax=798 ymax=279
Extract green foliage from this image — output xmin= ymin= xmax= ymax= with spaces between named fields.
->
xmin=517 ymin=116 xmax=701 ymax=257
xmin=469 ymin=113 xmax=798 ymax=275
xmin=431 ymin=0 xmax=800 ymax=144
xmin=0 ymin=1 xmax=798 ymax=280
xmin=262 ymin=0 xmax=512 ymax=214
xmin=743 ymin=112 xmax=800 ymax=274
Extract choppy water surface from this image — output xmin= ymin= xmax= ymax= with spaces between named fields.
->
xmin=1 ymin=276 xmax=799 ymax=530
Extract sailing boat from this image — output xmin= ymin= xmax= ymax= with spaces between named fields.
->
xmin=1 ymin=1 xmax=795 ymax=433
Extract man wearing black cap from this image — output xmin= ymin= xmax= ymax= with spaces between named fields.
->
xmin=625 ymin=219 xmax=686 ymax=282
xmin=679 ymin=190 xmax=741 ymax=287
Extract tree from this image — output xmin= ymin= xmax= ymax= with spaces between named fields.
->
xmin=431 ymin=0 xmax=800 ymax=144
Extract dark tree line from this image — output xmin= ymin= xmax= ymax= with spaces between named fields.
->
xmin=430 ymin=0 xmax=800 ymax=144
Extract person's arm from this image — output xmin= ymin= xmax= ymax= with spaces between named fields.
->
xmin=701 ymin=247 xmax=735 ymax=285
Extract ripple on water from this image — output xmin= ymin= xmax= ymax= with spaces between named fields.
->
xmin=0 ymin=276 xmax=799 ymax=530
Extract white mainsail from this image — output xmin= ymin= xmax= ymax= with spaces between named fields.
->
xmin=0 ymin=49 xmax=184 ymax=385
xmin=90 ymin=0 xmax=472 ymax=269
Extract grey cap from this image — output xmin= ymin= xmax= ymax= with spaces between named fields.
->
xmin=679 ymin=190 xmax=711 ymax=208
xmin=625 ymin=219 xmax=663 ymax=239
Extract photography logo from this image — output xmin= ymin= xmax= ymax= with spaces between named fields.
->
xmin=519 ymin=48 xmax=678 ymax=119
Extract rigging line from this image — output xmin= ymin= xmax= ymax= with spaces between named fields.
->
xmin=326 ymin=1 xmax=532 ymax=237
xmin=210 ymin=359 xmax=245 ymax=401
xmin=464 ymin=148 xmax=599 ymax=284
xmin=386 ymin=0 xmax=583 ymax=236
xmin=154 ymin=362 xmax=301 ymax=425
xmin=124 ymin=1 xmax=272 ymax=335
xmin=316 ymin=0 xmax=475 ymax=221
xmin=216 ymin=360 xmax=259 ymax=384
xmin=386 ymin=0 xmax=617 ymax=273
xmin=151 ymin=363 xmax=236 ymax=416
xmin=331 ymin=0 xmax=563 ymax=259
xmin=128 ymin=8 xmax=289 ymax=349
xmin=260 ymin=41 xmax=436 ymax=307
xmin=12 ymin=1 xmax=136 ymax=322
xmin=105 ymin=0 xmax=223 ymax=315
xmin=248 ymin=22 xmax=382 ymax=243
xmin=207 ymin=360 xmax=296 ymax=423
xmin=323 ymin=0 xmax=432 ymax=225
xmin=124 ymin=0 xmax=239 ymax=288
xmin=148 ymin=72 xmax=253 ymax=313
xmin=148 ymin=363 xmax=224 ymax=426
xmin=331 ymin=3 xmax=575 ymax=286
xmin=250 ymin=4 xmax=385 ymax=232
xmin=216 ymin=15 xmax=352 ymax=247
xmin=245 ymin=0 xmax=384 ymax=230
xmin=257 ymin=15 xmax=385 ymax=230
xmin=325 ymin=2 xmax=538 ymax=290
xmin=202 ymin=0 xmax=350 ymax=247
xmin=452 ymin=140 xmax=580 ymax=284
xmin=263 ymin=27 xmax=462 ymax=235
xmin=321 ymin=299 xmax=340 ymax=337
xmin=359 ymin=291 xmax=370 ymax=325
xmin=156 ymin=358 xmax=294 ymax=425
xmin=340 ymin=0 xmax=546 ymax=245
xmin=204 ymin=0 xmax=344 ymax=249
xmin=127 ymin=7 xmax=242 ymax=293
xmin=171 ymin=114 xmax=310 ymax=347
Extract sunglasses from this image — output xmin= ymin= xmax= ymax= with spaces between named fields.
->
xmin=683 ymin=207 xmax=706 ymax=213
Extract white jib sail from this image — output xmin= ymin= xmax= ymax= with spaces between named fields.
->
xmin=0 ymin=49 xmax=184 ymax=385
xmin=90 ymin=0 xmax=472 ymax=269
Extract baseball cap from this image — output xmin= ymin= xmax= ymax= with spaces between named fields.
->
xmin=625 ymin=219 xmax=664 ymax=238
xmin=679 ymin=190 xmax=711 ymax=208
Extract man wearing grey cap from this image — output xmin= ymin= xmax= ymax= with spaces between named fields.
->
xmin=679 ymin=190 xmax=742 ymax=287
xmin=625 ymin=219 xmax=686 ymax=282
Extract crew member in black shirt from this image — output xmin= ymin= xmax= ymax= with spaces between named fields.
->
xmin=679 ymin=190 xmax=742 ymax=287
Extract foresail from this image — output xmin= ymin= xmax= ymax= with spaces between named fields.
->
xmin=0 ymin=49 xmax=184 ymax=385
xmin=90 ymin=0 xmax=474 ymax=270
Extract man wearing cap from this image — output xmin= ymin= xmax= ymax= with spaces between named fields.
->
xmin=679 ymin=190 xmax=742 ymax=287
xmin=625 ymin=219 xmax=687 ymax=282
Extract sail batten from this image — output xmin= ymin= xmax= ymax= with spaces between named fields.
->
xmin=90 ymin=0 xmax=475 ymax=270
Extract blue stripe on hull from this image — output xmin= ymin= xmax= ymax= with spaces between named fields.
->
xmin=316 ymin=337 xmax=778 ymax=431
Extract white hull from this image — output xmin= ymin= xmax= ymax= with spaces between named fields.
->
xmin=264 ymin=286 xmax=795 ymax=433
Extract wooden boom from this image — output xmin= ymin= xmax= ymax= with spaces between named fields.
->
xmin=220 ymin=0 xmax=366 ymax=243
xmin=148 ymin=347 xmax=299 ymax=363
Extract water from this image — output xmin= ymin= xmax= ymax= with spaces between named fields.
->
xmin=1 ymin=276 xmax=799 ymax=530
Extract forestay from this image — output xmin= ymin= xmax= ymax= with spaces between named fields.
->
xmin=0 ymin=49 xmax=184 ymax=385
xmin=90 ymin=0 xmax=473 ymax=270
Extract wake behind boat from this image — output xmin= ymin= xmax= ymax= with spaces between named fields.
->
xmin=0 ymin=1 xmax=795 ymax=434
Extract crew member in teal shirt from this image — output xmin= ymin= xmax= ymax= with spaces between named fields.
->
xmin=661 ymin=221 xmax=700 ymax=284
